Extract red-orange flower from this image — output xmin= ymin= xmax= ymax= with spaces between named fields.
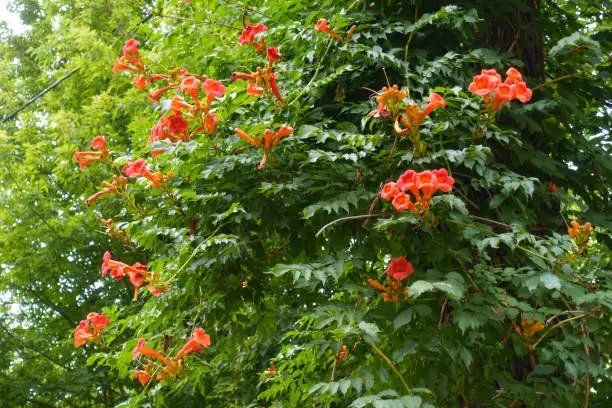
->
xmin=234 ymin=126 xmax=294 ymax=169
xmin=423 ymin=92 xmax=446 ymax=116
xmin=315 ymin=18 xmax=329 ymax=32
xmin=392 ymin=192 xmax=416 ymax=213
xmin=176 ymin=328 xmax=211 ymax=359
xmin=132 ymin=327 xmax=211 ymax=385
xmin=179 ymin=76 xmax=201 ymax=104
xmin=202 ymin=79 xmax=226 ymax=106
xmin=337 ymin=345 xmax=348 ymax=361
xmin=267 ymin=47 xmax=281 ymax=64
xmin=381 ymin=182 xmax=400 ymax=201
xmin=386 ymin=257 xmax=414 ymax=281
xmin=86 ymin=175 xmax=127 ymax=206
xmin=394 ymin=93 xmax=445 ymax=136
xmin=112 ymin=39 xmax=146 ymax=87
xmin=239 ymin=23 xmax=268 ymax=45
xmin=314 ymin=18 xmax=344 ymax=42
xmin=247 ymin=82 xmax=265 ymax=96
xmin=468 ymin=74 xmax=498 ymax=96
xmin=74 ymin=136 xmax=111 ymax=170
xmin=74 ymin=312 xmax=110 ymax=347
xmin=469 ymin=67 xmax=532 ymax=113
xmin=132 ymin=75 xmax=148 ymax=89
xmin=205 ymin=112 xmax=219 ymax=134
xmin=122 ymin=159 xmax=170 ymax=188
xmin=504 ymin=67 xmax=523 ymax=84
xmin=382 ymin=168 xmax=455 ymax=216
xmin=513 ymin=81 xmax=533 ymax=103
xmin=101 ymin=252 xmax=170 ymax=300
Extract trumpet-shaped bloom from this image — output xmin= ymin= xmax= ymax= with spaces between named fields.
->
xmin=180 ymin=76 xmax=201 ymax=104
xmin=132 ymin=327 xmax=211 ymax=386
xmin=74 ymin=136 xmax=110 ymax=170
xmin=234 ymin=126 xmax=294 ymax=169
xmin=504 ymin=67 xmax=523 ymax=84
xmin=86 ymin=176 xmax=127 ymax=207
xmin=381 ymin=182 xmax=400 ymax=201
xmin=122 ymin=159 xmax=169 ymax=188
xmin=382 ymin=168 xmax=455 ymax=216
xmin=74 ymin=312 xmax=110 ymax=347
xmin=267 ymin=47 xmax=281 ymax=64
xmin=101 ymin=252 xmax=170 ymax=300
xmin=468 ymin=74 xmax=498 ymax=96
xmin=386 ymin=257 xmax=414 ymax=281
xmin=132 ymin=75 xmax=148 ymax=89
xmin=315 ymin=18 xmax=329 ymax=32
xmin=202 ymin=79 xmax=226 ymax=99
xmin=239 ymin=23 xmax=268 ymax=45
xmin=469 ymin=67 xmax=533 ymax=113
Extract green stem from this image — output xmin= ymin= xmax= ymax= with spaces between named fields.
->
xmin=369 ymin=343 xmax=411 ymax=394
xmin=387 ymin=132 xmax=400 ymax=168
xmin=166 ymin=224 xmax=225 ymax=283
xmin=531 ymin=305 xmax=603 ymax=350
xmin=288 ymin=38 xmax=334 ymax=107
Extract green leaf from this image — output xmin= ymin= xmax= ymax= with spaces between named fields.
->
xmin=393 ymin=309 xmax=413 ymax=329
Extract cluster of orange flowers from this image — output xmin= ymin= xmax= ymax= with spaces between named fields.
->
xmin=112 ymin=39 xmax=147 ymax=88
xmin=394 ymin=93 xmax=446 ymax=136
xmin=234 ymin=125 xmax=294 ymax=169
xmin=74 ymin=136 xmax=111 ymax=169
xmin=74 ymin=312 xmax=110 ymax=347
xmin=122 ymin=159 xmax=171 ymax=189
xmin=133 ymin=328 xmax=211 ymax=385
xmin=231 ymin=23 xmax=284 ymax=105
xmin=101 ymin=251 xmax=170 ymax=300
xmin=263 ymin=361 xmax=278 ymax=376
xmin=381 ymin=168 xmax=455 ymax=216
xmin=113 ymin=39 xmax=226 ymax=144
xmin=86 ymin=175 xmax=128 ymax=207
xmin=369 ymin=85 xmax=446 ymax=154
xmin=514 ymin=318 xmax=545 ymax=341
xmin=368 ymin=257 xmax=414 ymax=304
xmin=469 ymin=67 xmax=532 ymax=113
xmin=314 ymin=18 xmax=356 ymax=43
xmin=568 ymin=220 xmax=593 ymax=254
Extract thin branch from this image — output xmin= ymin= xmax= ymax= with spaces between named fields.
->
xmin=2 ymin=68 xmax=80 ymax=123
xmin=369 ymin=343 xmax=411 ymax=394
xmin=531 ymin=73 xmax=578 ymax=91
xmin=531 ymin=305 xmax=603 ymax=350
xmin=403 ymin=5 xmax=419 ymax=60
xmin=315 ymin=212 xmax=392 ymax=237
xmin=288 ymin=38 xmax=334 ymax=107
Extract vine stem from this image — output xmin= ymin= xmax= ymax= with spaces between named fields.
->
xmin=531 ymin=73 xmax=578 ymax=91
xmin=369 ymin=343 xmax=411 ymax=394
xmin=315 ymin=212 xmax=392 ymax=237
xmin=531 ymin=305 xmax=603 ymax=350
xmin=288 ymin=38 xmax=334 ymax=107
xmin=403 ymin=5 xmax=419 ymax=60
xmin=387 ymin=132 xmax=400 ymax=168
xmin=166 ymin=224 xmax=226 ymax=283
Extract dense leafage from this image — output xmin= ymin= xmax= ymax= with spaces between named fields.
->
xmin=0 ymin=1 xmax=611 ymax=407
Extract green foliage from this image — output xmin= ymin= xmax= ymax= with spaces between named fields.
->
xmin=0 ymin=0 xmax=611 ymax=407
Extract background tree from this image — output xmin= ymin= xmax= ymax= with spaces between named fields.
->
xmin=0 ymin=0 xmax=610 ymax=407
